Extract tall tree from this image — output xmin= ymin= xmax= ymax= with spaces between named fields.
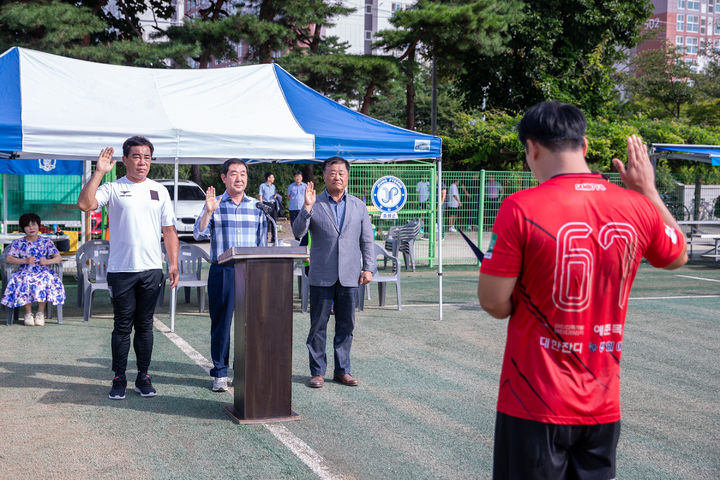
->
xmin=623 ymin=42 xmax=697 ymax=120
xmin=374 ymin=0 xmax=522 ymax=130
xmin=0 ymin=0 xmax=194 ymax=66
xmin=457 ymin=0 xmax=653 ymax=115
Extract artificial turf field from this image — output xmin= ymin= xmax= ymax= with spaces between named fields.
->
xmin=1 ymin=263 xmax=718 ymax=479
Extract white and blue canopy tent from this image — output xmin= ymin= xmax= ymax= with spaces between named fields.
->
xmin=0 ymin=47 xmax=440 ymax=164
xmin=650 ymin=144 xmax=720 ymax=165
xmin=0 ymin=47 xmax=451 ymax=318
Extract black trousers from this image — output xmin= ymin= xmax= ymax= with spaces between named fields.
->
xmin=107 ymin=270 xmax=164 ymax=377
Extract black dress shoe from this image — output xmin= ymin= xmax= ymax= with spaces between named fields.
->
xmin=333 ymin=373 xmax=358 ymax=386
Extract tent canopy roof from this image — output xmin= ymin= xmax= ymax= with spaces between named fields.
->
xmin=651 ymin=143 xmax=720 ymax=166
xmin=0 ymin=47 xmax=441 ymax=164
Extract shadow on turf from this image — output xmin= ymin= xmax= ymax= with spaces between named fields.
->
xmin=0 ymin=359 xmax=239 ymax=419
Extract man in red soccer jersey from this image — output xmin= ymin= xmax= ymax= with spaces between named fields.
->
xmin=478 ymin=101 xmax=688 ymax=479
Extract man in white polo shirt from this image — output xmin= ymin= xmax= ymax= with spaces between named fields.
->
xmin=77 ymin=136 xmax=179 ymax=400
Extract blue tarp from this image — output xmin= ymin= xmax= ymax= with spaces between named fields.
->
xmin=0 ymin=158 xmax=82 ymax=175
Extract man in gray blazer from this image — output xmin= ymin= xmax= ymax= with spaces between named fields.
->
xmin=292 ymin=157 xmax=375 ymax=388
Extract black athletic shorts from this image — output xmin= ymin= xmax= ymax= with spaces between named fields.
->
xmin=493 ymin=412 xmax=621 ymax=480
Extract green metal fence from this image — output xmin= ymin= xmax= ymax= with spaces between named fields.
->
xmin=349 ymin=163 xmax=437 ymax=265
xmin=2 ymin=166 xmax=115 ymax=239
xmin=4 ymin=165 xmax=715 ymax=266
xmin=2 ymin=174 xmax=82 ymax=232
xmin=349 ymin=167 xmax=630 ymax=267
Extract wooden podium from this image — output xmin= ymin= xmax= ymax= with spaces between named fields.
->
xmin=218 ymin=246 xmax=308 ymax=424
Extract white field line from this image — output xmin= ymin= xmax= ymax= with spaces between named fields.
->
xmin=629 ymin=294 xmax=720 ymax=300
xmin=675 ymin=274 xmax=720 ymax=283
xmin=153 ymin=318 xmax=346 ymax=480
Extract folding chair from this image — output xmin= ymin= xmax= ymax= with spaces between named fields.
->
xmin=358 ymin=244 xmax=401 ymax=311
xmin=162 ymin=242 xmax=210 ymax=332
xmin=79 ymin=241 xmax=110 ymax=322
xmin=75 ymin=240 xmax=109 ymax=308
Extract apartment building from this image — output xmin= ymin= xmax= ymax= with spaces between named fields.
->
xmin=104 ymin=1 xmax=413 ymax=65
xmin=323 ymin=0 xmax=415 ymax=55
xmin=639 ymin=0 xmax=720 ymax=70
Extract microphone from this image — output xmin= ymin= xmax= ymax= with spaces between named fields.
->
xmin=256 ymin=202 xmax=279 ymax=246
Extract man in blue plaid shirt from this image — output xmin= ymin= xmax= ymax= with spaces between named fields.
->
xmin=193 ymin=158 xmax=267 ymax=392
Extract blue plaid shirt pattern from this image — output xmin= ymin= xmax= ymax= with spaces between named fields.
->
xmin=193 ymin=192 xmax=267 ymax=262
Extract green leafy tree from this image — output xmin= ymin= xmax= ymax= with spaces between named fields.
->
xmin=0 ymin=0 xmax=195 ymax=66
xmin=374 ymin=0 xmax=522 ymax=130
xmin=623 ymin=42 xmax=697 ymax=120
xmin=280 ymin=50 xmax=399 ymax=114
xmin=686 ymin=53 xmax=720 ymax=126
xmin=457 ymin=0 xmax=653 ymax=116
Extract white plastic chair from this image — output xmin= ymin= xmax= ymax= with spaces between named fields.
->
xmin=162 ymin=242 xmax=210 ymax=332
xmin=358 ymin=244 xmax=401 ymax=311
xmin=79 ymin=241 xmax=110 ymax=322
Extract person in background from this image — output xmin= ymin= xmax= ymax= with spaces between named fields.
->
xmin=77 ymin=136 xmax=179 ymax=400
xmin=1 ymin=213 xmax=65 ymax=326
xmin=292 ymin=157 xmax=375 ymax=389
xmin=416 ymin=175 xmax=430 ymax=228
xmin=478 ymin=101 xmax=687 ymax=479
xmin=287 ymin=170 xmax=308 ymax=246
xmin=258 ymin=172 xmax=277 ymax=244
xmin=447 ymin=180 xmax=462 ymax=232
xmin=485 ymin=175 xmax=504 ymax=216
xmin=193 ymin=158 xmax=267 ymax=393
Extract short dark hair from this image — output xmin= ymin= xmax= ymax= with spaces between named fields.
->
xmin=222 ymin=158 xmax=247 ymax=175
xmin=293 ymin=170 xmax=302 ymax=176
xmin=264 ymin=172 xmax=273 ymax=180
xmin=19 ymin=213 xmax=41 ymax=229
xmin=517 ymin=101 xmax=586 ymax=152
xmin=122 ymin=136 xmax=154 ymax=157
xmin=322 ymin=156 xmax=350 ymax=173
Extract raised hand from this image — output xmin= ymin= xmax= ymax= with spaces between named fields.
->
xmin=95 ymin=147 xmax=116 ymax=176
xmin=205 ymin=186 xmax=219 ymax=214
xmin=304 ymin=181 xmax=316 ymax=212
xmin=612 ymin=135 xmax=656 ymax=197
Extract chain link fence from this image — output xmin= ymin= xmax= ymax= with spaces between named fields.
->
xmin=4 ymin=165 xmax=718 ymax=266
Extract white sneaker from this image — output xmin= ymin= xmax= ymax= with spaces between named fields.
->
xmin=449 ymin=226 xmax=458 ymax=232
xmin=212 ymin=377 xmax=228 ymax=392
xmin=23 ymin=312 xmax=34 ymax=326
xmin=34 ymin=312 xmax=45 ymax=326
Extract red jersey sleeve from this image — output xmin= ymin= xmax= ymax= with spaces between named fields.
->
xmin=480 ymin=198 xmax=523 ymax=277
xmin=641 ymin=198 xmax=685 ymax=268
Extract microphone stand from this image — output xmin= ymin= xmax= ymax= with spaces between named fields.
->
xmin=266 ymin=215 xmax=279 ymax=247
xmin=256 ymin=203 xmax=279 ymax=247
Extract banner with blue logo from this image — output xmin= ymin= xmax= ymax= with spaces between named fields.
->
xmin=0 ymin=158 xmax=83 ymax=175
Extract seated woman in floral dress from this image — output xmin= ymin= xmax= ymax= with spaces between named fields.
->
xmin=2 ymin=213 xmax=66 ymax=326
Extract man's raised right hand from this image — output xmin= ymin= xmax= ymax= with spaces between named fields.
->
xmin=304 ymin=181 xmax=316 ymax=212
xmin=205 ymin=186 xmax=219 ymax=214
xmin=95 ymin=147 xmax=116 ymax=175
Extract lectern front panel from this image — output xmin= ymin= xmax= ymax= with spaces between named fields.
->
xmin=233 ymin=258 xmax=294 ymax=420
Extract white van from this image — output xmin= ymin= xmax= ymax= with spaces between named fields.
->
xmin=157 ymin=179 xmax=206 ymax=234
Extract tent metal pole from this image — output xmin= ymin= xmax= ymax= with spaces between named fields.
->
xmin=173 ymin=157 xmax=179 ymax=219
xmin=2 ymin=174 xmax=7 ymax=234
xmin=437 ymin=157 xmax=443 ymax=321
xmin=431 ymin=57 xmax=442 ymax=321
xmin=171 ymin=154 xmax=179 ymax=332
xmin=80 ymin=159 xmax=90 ymax=245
